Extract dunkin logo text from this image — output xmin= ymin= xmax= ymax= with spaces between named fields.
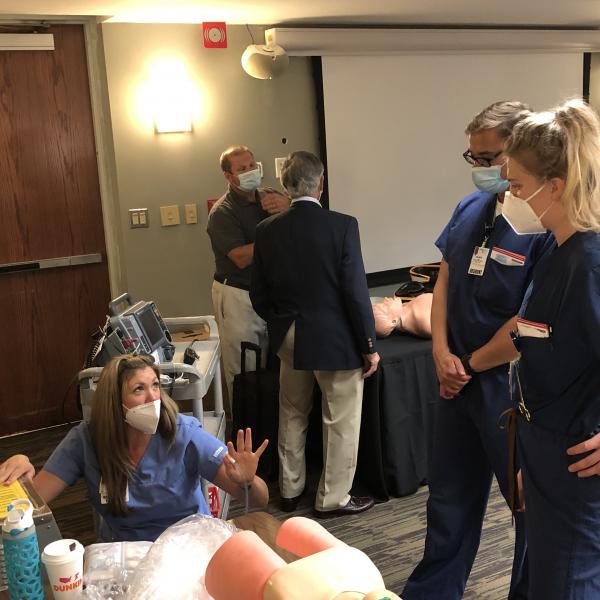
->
xmin=54 ymin=572 xmax=82 ymax=591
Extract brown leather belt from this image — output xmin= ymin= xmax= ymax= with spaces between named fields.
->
xmin=500 ymin=408 xmax=520 ymax=516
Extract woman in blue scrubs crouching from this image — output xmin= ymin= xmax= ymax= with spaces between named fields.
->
xmin=0 ymin=354 xmax=269 ymax=542
xmin=499 ymin=99 xmax=600 ymax=598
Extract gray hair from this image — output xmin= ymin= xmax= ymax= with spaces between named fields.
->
xmin=281 ymin=151 xmax=324 ymax=198
xmin=465 ymin=100 xmax=532 ymax=140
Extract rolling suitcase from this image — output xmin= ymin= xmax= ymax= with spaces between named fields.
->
xmin=231 ymin=342 xmax=279 ymax=481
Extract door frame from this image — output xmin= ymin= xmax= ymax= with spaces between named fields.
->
xmin=0 ymin=15 xmax=126 ymax=297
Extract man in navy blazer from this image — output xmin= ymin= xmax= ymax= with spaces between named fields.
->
xmin=250 ymin=151 xmax=379 ymax=516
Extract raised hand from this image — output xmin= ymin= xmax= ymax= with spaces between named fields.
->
xmin=224 ymin=428 xmax=269 ymax=486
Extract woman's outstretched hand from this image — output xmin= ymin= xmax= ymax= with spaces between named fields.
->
xmin=224 ymin=428 xmax=269 ymax=486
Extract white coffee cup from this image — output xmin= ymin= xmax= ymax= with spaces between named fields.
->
xmin=41 ymin=539 xmax=84 ymax=599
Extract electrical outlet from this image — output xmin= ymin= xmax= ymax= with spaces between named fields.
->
xmin=160 ymin=205 xmax=180 ymax=226
xmin=275 ymin=157 xmax=287 ymax=179
xmin=185 ymin=203 xmax=198 ymax=224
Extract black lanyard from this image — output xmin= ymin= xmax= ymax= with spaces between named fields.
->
xmin=481 ymin=196 xmax=499 ymax=248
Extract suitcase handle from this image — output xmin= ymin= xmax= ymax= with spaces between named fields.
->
xmin=240 ymin=341 xmax=262 ymax=375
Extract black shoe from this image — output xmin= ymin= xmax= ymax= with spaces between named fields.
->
xmin=279 ymin=489 xmax=306 ymax=512
xmin=313 ymin=495 xmax=375 ymax=518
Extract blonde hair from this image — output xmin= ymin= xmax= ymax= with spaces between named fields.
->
xmin=89 ymin=354 xmax=178 ymax=515
xmin=504 ymin=98 xmax=600 ymax=232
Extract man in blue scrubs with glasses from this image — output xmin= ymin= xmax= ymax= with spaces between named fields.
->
xmin=402 ymin=101 xmax=555 ymax=600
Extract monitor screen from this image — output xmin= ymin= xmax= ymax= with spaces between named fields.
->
xmin=137 ymin=304 xmax=166 ymax=349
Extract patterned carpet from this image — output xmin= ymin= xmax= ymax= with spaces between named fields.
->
xmin=230 ymin=473 xmax=516 ymax=598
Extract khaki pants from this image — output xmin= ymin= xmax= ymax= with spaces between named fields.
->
xmin=212 ymin=280 xmax=268 ymax=418
xmin=278 ymin=323 xmax=364 ymax=511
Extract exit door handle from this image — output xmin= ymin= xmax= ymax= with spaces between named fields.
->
xmin=0 ymin=253 xmax=102 ymax=275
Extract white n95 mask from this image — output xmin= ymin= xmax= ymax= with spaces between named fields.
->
xmin=237 ymin=168 xmax=262 ymax=192
xmin=502 ymin=185 xmax=552 ymax=235
xmin=123 ymin=400 xmax=161 ymax=434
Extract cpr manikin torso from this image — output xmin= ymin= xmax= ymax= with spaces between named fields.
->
xmin=372 ymin=294 xmax=433 ymax=339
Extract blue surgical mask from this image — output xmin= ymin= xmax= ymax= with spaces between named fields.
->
xmin=471 ymin=165 xmax=510 ymax=194
xmin=237 ymin=168 xmax=262 ymax=192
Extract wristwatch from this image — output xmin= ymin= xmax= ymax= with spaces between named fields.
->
xmin=460 ymin=353 xmax=477 ymax=377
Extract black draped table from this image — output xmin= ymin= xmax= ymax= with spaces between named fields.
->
xmin=352 ymin=333 xmax=440 ymax=501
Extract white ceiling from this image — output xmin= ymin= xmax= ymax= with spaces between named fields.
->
xmin=1 ymin=0 xmax=600 ymax=27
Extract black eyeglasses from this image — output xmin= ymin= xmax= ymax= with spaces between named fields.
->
xmin=463 ymin=149 xmax=503 ymax=168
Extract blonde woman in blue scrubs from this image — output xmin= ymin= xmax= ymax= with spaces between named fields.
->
xmin=468 ymin=99 xmax=600 ymax=599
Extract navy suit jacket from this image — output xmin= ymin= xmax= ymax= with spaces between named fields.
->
xmin=250 ymin=200 xmax=376 ymax=371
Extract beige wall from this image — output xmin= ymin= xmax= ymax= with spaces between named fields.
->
xmin=101 ymin=23 xmax=319 ymax=317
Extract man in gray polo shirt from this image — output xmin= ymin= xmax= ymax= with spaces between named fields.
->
xmin=207 ymin=145 xmax=289 ymax=415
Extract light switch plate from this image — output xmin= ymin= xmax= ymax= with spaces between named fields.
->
xmin=160 ymin=205 xmax=180 ymax=226
xmin=129 ymin=208 xmax=149 ymax=228
xmin=184 ymin=203 xmax=198 ymax=224
xmin=275 ymin=157 xmax=286 ymax=179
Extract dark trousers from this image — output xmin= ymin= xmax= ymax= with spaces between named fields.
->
xmin=519 ymin=419 xmax=600 ymax=599
xmin=402 ymin=379 xmax=528 ymax=600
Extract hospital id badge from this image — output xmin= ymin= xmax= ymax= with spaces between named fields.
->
xmin=516 ymin=317 xmax=550 ymax=338
xmin=99 ymin=479 xmax=129 ymax=504
xmin=468 ymin=246 xmax=489 ymax=276
xmin=490 ymin=247 xmax=526 ymax=267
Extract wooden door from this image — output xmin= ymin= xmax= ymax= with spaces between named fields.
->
xmin=0 ymin=25 xmax=111 ymax=435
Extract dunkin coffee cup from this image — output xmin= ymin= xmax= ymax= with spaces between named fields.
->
xmin=41 ymin=539 xmax=84 ymax=599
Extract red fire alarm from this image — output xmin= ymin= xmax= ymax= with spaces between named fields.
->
xmin=207 ymin=198 xmax=218 ymax=214
xmin=202 ymin=22 xmax=227 ymax=48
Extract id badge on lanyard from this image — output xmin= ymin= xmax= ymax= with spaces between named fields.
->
xmin=468 ymin=246 xmax=490 ymax=276
xmin=468 ymin=197 xmax=497 ymax=277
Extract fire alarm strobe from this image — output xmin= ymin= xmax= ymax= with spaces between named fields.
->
xmin=202 ymin=22 xmax=227 ymax=48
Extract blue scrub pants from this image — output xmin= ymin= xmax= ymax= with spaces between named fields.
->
xmin=402 ymin=378 xmax=528 ymax=600
xmin=518 ymin=419 xmax=600 ymax=599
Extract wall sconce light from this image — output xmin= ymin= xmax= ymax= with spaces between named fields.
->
xmin=154 ymin=107 xmax=193 ymax=134
xmin=148 ymin=58 xmax=195 ymax=134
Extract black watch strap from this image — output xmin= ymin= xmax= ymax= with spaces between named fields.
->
xmin=460 ymin=353 xmax=477 ymax=377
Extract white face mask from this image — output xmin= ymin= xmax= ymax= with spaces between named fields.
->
xmin=502 ymin=184 xmax=552 ymax=235
xmin=123 ymin=399 xmax=161 ymax=434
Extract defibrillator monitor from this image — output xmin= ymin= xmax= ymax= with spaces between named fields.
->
xmin=107 ymin=294 xmax=175 ymax=362
xmin=135 ymin=302 xmax=168 ymax=350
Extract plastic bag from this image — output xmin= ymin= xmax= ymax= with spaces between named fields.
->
xmin=126 ymin=515 xmax=237 ymax=600
xmin=82 ymin=541 xmax=152 ymax=599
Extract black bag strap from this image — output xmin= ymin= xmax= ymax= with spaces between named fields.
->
xmin=240 ymin=341 xmax=262 ymax=376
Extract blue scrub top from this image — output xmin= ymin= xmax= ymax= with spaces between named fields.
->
xmin=44 ymin=414 xmax=227 ymax=542
xmin=437 ymin=191 xmax=555 ymax=359
xmin=517 ymin=231 xmax=600 ymax=437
